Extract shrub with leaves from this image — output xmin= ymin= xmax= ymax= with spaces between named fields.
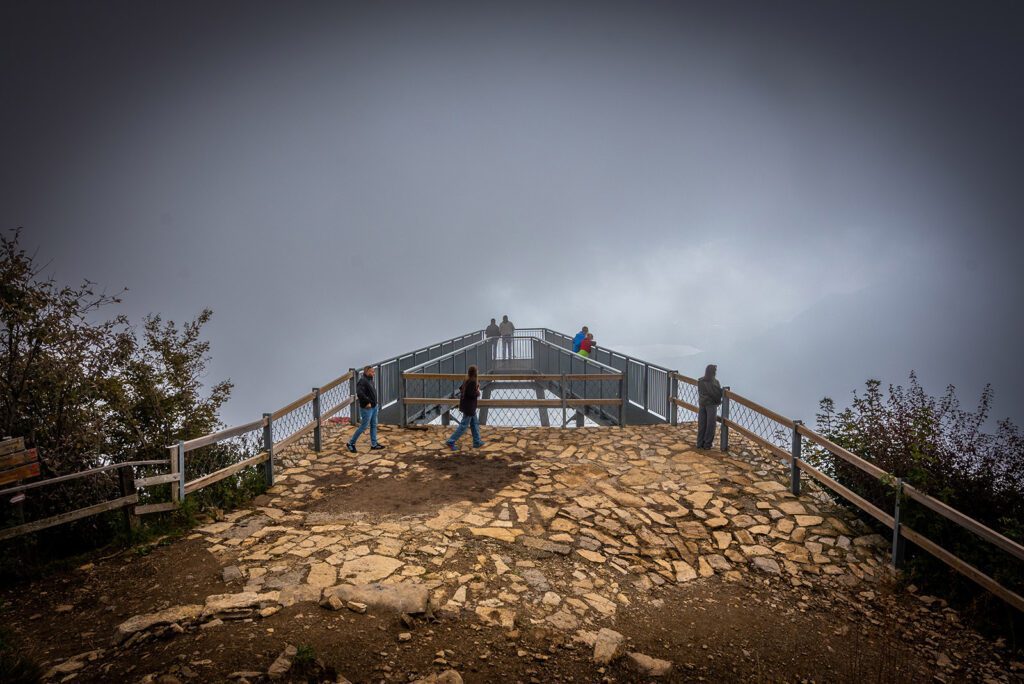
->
xmin=0 ymin=228 xmax=256 ymax=559
xmin=810 ymin=373 xmax=1024 ymax=633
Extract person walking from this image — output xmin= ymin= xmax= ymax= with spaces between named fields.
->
xmin=578 ymin=332 xmax=595 ymax=357
xmin=446 ymin=365 xmax=484 ymax=451
xmin=498 ymin=315 xmax=515 ymax=359
xmin=697 ymin=364 xmax=723 ymax=450
xmin=347 ymin=366 xmax=385 ymax=452
xmin=572 ymin=326 xmax=589 ymax=353
xmin=485 ymin=318 xmax=500 ymax=360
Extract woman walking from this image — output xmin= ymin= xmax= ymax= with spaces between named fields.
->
xmin=446 ymin=365 xmax=485 ymax=451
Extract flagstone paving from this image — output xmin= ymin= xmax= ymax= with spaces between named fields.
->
xmin=186 ymin=423 xmax=890 ymax=638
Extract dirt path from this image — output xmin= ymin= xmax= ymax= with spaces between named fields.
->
xmin=2 ymin=425 xmax=1017 ymax=682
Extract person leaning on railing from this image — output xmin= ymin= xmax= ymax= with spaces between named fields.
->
xmin=485 ymin=318 xmax=500 ymax=360
xmin=578 ymin=333 xmax=595 ymax=357
xmin=347 ymin=366 xmax=385 ymax=452
xmin=697 ymin=364 xmax=723 ymax=450
xmin=572 ymin=326 xmax=589 ymax=353
xmin=499 ymin=315 xmax=515 ymax=359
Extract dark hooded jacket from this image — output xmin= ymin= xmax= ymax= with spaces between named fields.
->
xmin=356 ymin=373 xmax=378 ymax=408
xmin=459 ymin=379 xmax=480 ymax=415
xmin=697 ymin=366 xmax=723 ymax=408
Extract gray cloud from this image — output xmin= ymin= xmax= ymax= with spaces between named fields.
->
xmin=4 ymin=0 xmax=1022 ymax=426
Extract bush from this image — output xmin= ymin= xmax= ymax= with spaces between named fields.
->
xmin=810 ymin=373 xmax=1024 ymax=640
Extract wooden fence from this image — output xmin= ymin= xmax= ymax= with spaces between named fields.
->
xmin=0 ymin=370 xmax=355 ymax=542
xmin=669 ymin=372 xmax=1024 ymax=612
xmin=4 ymin=332 xmax=1021 ymax=615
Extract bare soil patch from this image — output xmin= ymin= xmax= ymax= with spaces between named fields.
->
xmin=302 ymin=451 xmax=525 ymax=517
xmin=1 ymin=536 xmax=227 ymax=671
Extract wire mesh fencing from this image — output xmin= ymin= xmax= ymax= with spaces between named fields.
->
xmin=725 ymin=398 xmax=792 ymax=455
xmin=429 ymin=386 xmax=602 ymax=428
xmin=271 ymin=397 xmax=316 ymax=446
xmin=319 ymin=380 xmax=352 ymax=423
xmin=184 ymin=424 xmax=266 ymax=484
xmin=674 ymin=380 xmax=700 ymax=422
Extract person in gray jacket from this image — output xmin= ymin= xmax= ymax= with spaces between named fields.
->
xmin=697 ymin=364 xmax=723 ymax=449
xmin=498 ymin=315 xmax=515 ymax=359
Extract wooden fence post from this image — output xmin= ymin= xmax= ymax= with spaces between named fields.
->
xmin=349 ymin=369 xmax=359 ymax=426
xmin=118 ymin=466 xmax=139 ymax=539
xmin=669 ymin=372 xmax=679 ymax=426
xmin=263 ymin=413 xmax=275 ymax=489
xmin=176 ymin=441 xmax=186 ymax=502
xmin=790 ymin=420 xmax=803 ymax=495
xmin=892 ymin=478 xmax=906 ymax=569
xmin=169 ymin=444 xmax=180 ymax=505
xmin=312 ymin=388 xmax=322 ymax=452
xmin=720 ymin=388 xmax=730 ymax=453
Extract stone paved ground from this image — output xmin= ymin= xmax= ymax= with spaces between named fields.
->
xmin=21 ymin=423 xmax=1020 ymax=682
xmin=230 ymin=423 xmax=889 ymax=629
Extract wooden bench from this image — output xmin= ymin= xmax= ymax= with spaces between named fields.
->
xmin=0 ymin=437 xmax=40 ymax=489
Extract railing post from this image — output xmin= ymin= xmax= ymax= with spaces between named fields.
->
xmin=169 ymin=444 xmax=180 ymax=505
xmin=312 ymin=388 xmax=322 ymax=452
xmin=118 ymin=465 xmax=139 ymax=539
xmin=720 ymin=388 xmax=730 ymax=453
xmin=560 ymin=373 xmax=567 ymax=429
xmin=263 ymin=413 xmax=275 ymax=489
xmin=892 ymin=478 xmax=906 ymax=569
xmin=349 ymin=369 xmax=359 ymax=426
xmin=669 ymin=372 xmax=679 ymax=426
xmin=176 ymin=440 xmax=186 ymax=501
xmin=642 ymin=364 xmax=649 ymax=411
xmin=619 ymin=373 xmax=627 ymax=427
xmin=790 ymin=420 xmax=803 ymax=495
xmin=399 ymin=374 xmax=407 ymax=427
xmin=618 ymin=362 xmax=626 ymax=411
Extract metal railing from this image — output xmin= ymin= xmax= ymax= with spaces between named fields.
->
xmin=669 ymin=371 xmax=1024 ymax=613
xmin=5 ymin=323 xmax=1021 ymax=616
xmin=401 ymin=335 xmax=625 ymax=427
xmin=542 ymin=328 xmax=672 ymax=420
xmin=361 ymin=330 xmax=486 ymax=410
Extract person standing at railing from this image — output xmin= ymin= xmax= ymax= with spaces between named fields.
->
xmin=485 ymin=318 xmax=500 ymax=360
xmin=499 ymin=315 xmax=515 ymax=359
xmin=347 ymin=366 xmax=385 ymax=452
xmin=572 ymin=326 xmax=589 ymax=353
xmin=578 ymin=333 xmax=595 ymax=357
xmin=446 ymin=365 xmax=484 ymax=451
xmin=697 ymin=364 xmax=723 ymax=450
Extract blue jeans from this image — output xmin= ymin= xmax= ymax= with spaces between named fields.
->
xmin=349 ymin=405 xmax=379 ymax=447
xmin=447 ymin=414 xmax=482 ymax=447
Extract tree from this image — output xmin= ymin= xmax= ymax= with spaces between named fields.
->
xmin=0 ymin=228 xmax=233 ymax=550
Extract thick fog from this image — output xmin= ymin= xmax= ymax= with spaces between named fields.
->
xmin=4 ymin=1 xmax=1022 ymax=427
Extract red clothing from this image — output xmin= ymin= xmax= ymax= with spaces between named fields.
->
xmin=580 ymin=338 xmax=593 ymax=353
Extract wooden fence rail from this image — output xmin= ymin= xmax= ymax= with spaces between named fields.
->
xmin=669 ymin=371 xmax=1024 ymax=613
xmin=1 ymin=366 xmax=359 ymax=541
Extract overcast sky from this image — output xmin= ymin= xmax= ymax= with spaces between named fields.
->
xmin=4 ymin=1 xmax=1023 ymax=427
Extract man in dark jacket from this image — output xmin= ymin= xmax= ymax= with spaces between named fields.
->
xmin=696 ymin=364 xmax=723 ymax=450
xmin=485 ymin=318 xmax=500 ymax=360
xmin=347 ymin=366 xmax=384 ymax=452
